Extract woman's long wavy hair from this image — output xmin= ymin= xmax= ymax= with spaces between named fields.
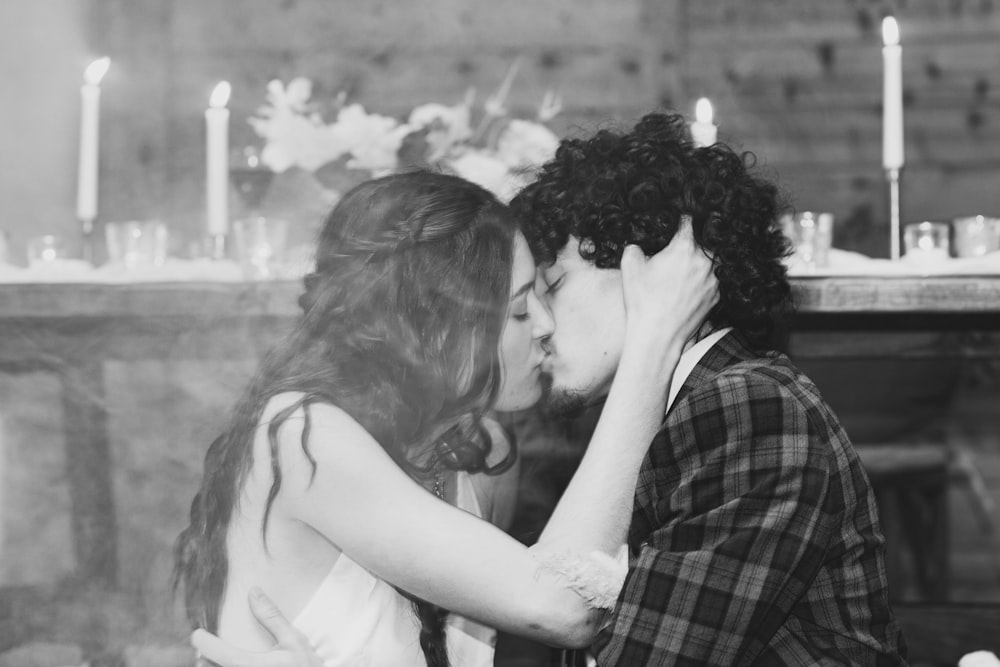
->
xmin=512 ymin=112 xmax=794 ymax=349
xmin=173 ymin=171 xmax=519 ymax=667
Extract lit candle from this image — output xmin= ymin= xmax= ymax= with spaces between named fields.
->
xmin=205 ymin=81 xmax=231 ymax=239
xmin=77 ymin=57 xmax=111 ymax=222
xmin=882 ymin=17 xmax=904 ymax=170
xmin=690 ymin=98 xmax=718 ymax=148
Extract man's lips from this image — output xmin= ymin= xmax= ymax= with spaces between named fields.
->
xmin=539 ymin=355 xmax=554 ymax=373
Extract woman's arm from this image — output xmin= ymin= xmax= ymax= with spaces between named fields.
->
xmin=273 ymin=400 xmax=601 ymax=647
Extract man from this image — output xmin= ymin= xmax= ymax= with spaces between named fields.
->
xmin=510 ymin=111 xmax=906 ymax=665
xmin=192 ymin=112 xmax=907 ymax=666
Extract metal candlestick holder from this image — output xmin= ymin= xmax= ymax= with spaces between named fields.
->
xmin=80 ymin=216 xmax=96 ymax=265
xmin=887 ymin=168 xmax=902 ymax=260
xmin=210 ymin=233 xmax=227 ymax=260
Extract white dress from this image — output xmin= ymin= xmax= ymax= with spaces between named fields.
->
xmin=292 ymin=472 xmax=496 ymax=667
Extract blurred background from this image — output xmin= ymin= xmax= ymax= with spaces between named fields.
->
xmin=1 ymin=1 xmax=999 ymax=665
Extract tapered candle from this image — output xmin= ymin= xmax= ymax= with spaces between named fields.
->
xmin=205 ymin=81 xmax=231 ymax=238
xmin=690 ymin=98 xmax=717 ymax=148
xmin=882 ymin=17 xmax=904 ymax=170
xmin=77 ymin=57 xmax=110 ymax=222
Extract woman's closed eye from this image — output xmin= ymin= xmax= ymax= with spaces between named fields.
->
xmin=512 ymin=310 xmax=530 ymax=322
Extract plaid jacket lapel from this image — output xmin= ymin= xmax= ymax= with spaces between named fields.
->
xmin=667 ymin=329 xmax=757 ymax=415
xmin=626 ymin=330 xmax=759 ymax=547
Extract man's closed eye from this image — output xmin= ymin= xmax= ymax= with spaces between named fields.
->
xmin=544 ymin=275 xmax=564 ymax=296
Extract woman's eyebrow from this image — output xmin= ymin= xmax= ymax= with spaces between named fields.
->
xmin=510 ymin=280 xmax=534 ymax=300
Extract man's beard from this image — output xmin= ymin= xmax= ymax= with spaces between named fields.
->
xmin=539 ymin=371 xmax=592 ymax=416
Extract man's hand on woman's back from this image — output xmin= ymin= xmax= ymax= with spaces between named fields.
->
xmin=192 ymin=588 xmax=323 ymax=667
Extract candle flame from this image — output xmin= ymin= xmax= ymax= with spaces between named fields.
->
xmin=209 ymin=81 xmax=232 ymax=108
xmin=695 ymin=98 xmax=713 ymax=124
xmin=84 ymin=57 xmax=111 ymax=85
xmin=882 ymin=16 xmax=900 ymax=46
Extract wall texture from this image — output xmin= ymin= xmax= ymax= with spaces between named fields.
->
xmin=3 ymin=0 xmax=998 ymax=261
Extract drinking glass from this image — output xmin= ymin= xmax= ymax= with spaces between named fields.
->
xmin=233 ymin=217 xmax=288 ymax=280
xmin=230 ymin=145 xmax=274 ymax=218
xmin=783 ymin=211 xmax=834 ymax=271
xmin=903 ymin=221 xmax=950 ymax=263
xmin=105 ymin=221 xmax=168 ymax=268
xmin=952 ymin=215 xmax=1000 ymax=258
xmin=26 ymin=235 xmax=70 ymax=267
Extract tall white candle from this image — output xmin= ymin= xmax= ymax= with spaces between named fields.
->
xmin=882 ymin=17 xmax=904 ymax=170
xmin=690 ymin=98 xmax=718 ymax=148
xmin=205 ymin=81 xmax=231 ymax=237
xmin=76 ymin=57 xmax=110 ymax=221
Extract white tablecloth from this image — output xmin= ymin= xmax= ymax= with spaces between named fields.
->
xmin=1 ymin=248 xmax=999 ymax=284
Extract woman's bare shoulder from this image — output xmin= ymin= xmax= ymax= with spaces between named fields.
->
xmin=257 ymin=392 xmax=379 ymax=462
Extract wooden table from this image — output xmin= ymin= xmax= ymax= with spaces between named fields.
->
xmin=0 ymin=282 xmax=297 ymax=592
xmin=1 ymin=275 xmax=999 ymax=587
xmin=789 ymin=275 xmax=1000 ymax=360
xmin=1 ymin=275 xmax=999 ymax=655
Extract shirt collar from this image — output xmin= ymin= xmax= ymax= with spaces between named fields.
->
xmin=666 ymin=327 xmax=734 ymax=413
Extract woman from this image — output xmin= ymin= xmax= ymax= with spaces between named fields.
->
xmin=175 ymin=170 xmax=717 ymax=667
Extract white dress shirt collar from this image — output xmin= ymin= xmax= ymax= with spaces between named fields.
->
xmin=666 ymin=327 xmax=733 ymax=412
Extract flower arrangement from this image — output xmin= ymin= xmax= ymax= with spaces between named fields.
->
xmin=248 ymin=63 xmax=562 ymax=203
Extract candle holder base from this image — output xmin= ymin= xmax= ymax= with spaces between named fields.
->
xmin=80 ymin=217 xmax=96 ymax=265
xmin=210 ymin=233 xmax=227 ymax=260
xmin=886 ymin=168 xmax=902 ymax=261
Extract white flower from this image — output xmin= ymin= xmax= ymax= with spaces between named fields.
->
xmin=495 ymin=119 xmax=560 ymax=171
xmin=407 ymin=101 xmax=473 ymax=161
xmin=330 ymin=104 xmax=413 ymax=174
xmin=446 ymin=149 xmax=524 ymax=202
xmin=247 ymin=75 xmax=563 ymax=194
xmin=250 ymin=111 xmax=350 ymax=173
xmin=250 ymin=78 xmax=351 ymax=172
xmin=266 ymin=77 xmax=313 ymax=112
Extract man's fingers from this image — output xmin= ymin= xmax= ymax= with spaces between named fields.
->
xmin=675 ymin=213 xmax=695 ymax=240
xmin=248 ymin=587 xmax=305 ymax=649
xmin=620 ymin=243 xmax=643 ymax=265
xmin=619 ymin=244 xmax=645 ymax=283
xmin=192 ymin=629 xmax=270 ymax=667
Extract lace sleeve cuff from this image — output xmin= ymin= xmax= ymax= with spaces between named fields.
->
xmin=528 ymin=544 xmax=628 ymax=609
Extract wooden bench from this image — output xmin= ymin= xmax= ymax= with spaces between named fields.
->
xmin=857 ymin=442 xmax=952 ymax=601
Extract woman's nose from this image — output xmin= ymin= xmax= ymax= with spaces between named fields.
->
xmin=532 ymin=294 xmax=555 ymax=340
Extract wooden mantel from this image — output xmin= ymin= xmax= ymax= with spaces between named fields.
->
xmin=1 ymin=274 xmax=1000 ymax=319
xmin=790 ymin=275 xmax=1000 ymax=314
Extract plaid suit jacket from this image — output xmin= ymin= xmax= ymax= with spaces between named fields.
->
xmin=591 ymin=331 xmax=908 ymax=666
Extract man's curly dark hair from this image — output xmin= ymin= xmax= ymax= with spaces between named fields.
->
xmin=511 ymin=111 xmax=794 ymax=350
